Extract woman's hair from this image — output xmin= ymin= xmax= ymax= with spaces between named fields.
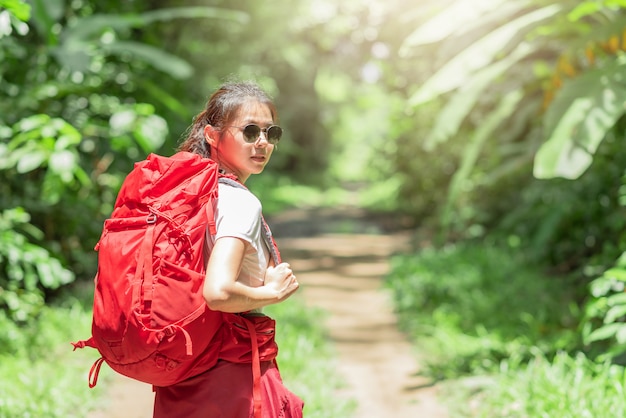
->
xmin=178 ymin=81 xmax=278 ymax=158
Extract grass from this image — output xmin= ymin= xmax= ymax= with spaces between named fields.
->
xmin=0 ymin=290 xmax=352 ymax=418
xmin=449 ymin=352 xmax=626 ymax=418
xmin=385 ymin=241 xmax=626 ymax=417
xmin=0 ymin=300 xmax=101 ymax=418
xmin=386 ymin=242 xmax=577 ymax=377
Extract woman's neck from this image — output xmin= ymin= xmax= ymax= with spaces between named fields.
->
xmin=218 ymin=166 xmax=246 ymax=184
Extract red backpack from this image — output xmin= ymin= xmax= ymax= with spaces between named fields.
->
xmin=73 ymin=152 xmax=225 ymax=388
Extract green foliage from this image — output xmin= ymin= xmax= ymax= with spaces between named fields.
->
xmin=385 ymin=242 xmax=577 ymax=378
xmin=569 ymin=0 xmax=626 ymax=20
xmin=0 ymin=115 xmax=90 ymax=202
xmin=0 ymin=0 xmax=260 ymax=322
xmin=0 ymin=300 xmax=100 ymax=418
xmin=441 ymin=90 xmax=524 ymax=229
xmin=388 ymin=0 xmax=626 ymax=246
xmin=404 ymin=3 xmax=562 ymax=106
xmin=495 ymin=124 xmax=626 ymax=271
xmin=461 ymin=352 xmax=626 ymax=418
xmin=248 ymin=174 xmax=350 ymax=216
xmin=535 ymin=56 xmax=626 ymax=179
xmin=108 ymin=103 xmax=169 ymax=157
xmin=0 ymin=0 xmax=30 ymax=23
xmin=0 ymin=207 xmax=74 ymax=326
xmin=582 ymin=251 xmax=626 ymax=360
xmin=25 ymin=2 xmax=245 ymax=77
xmin=385 ymin=237 xmax=626 ymax=416
xmin=0 ymin=113 xmax=105 ymax=303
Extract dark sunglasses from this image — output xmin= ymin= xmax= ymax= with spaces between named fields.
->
xmin=230 ymin=124 xmax=282 ymax=144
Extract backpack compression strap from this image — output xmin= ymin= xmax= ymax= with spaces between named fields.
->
xmin=241 ymin=316 xmax=263 ymax=418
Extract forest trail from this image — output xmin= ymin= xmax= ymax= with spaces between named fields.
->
xmin=87 ymin=207 xmax=449 ymax=418
xmin=271 ymin=208 xmax=448 ymax=418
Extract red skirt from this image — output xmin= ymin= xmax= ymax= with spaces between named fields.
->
xmin=153 ymin=360 xmax=304 ymax=418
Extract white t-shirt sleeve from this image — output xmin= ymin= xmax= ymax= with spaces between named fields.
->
xmin=214 ymin=184 xmax=262 ymax=248
xmin=207 ymin=183 xmax=269 ymax=287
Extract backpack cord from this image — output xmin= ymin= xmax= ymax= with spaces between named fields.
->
xmin=88 ymin=357 xmax=105 ymax=388
xmin=241 ymin=316 xmax=263 ymax=418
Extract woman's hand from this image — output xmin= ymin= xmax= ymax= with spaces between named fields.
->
xmin=264 ymin=262 xmax=299 ymax=299
xmin=204 ymin=237 xmax=299 ymax=312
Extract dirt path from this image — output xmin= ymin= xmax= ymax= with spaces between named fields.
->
xmin=87 ymin=207 xmax=448 ymax=418
xmin=272 ymin=208 xmax=448 ymax=418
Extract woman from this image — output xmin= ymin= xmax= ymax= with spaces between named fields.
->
xmin=153 ymin=82 xmax=303 ymax=418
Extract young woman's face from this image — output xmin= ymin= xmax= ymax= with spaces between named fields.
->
xmin=205 ymin=101 xmax=276 ymax=183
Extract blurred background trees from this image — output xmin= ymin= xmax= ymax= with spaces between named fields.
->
xmin=1 ymin=0 xmax=626 ymax=366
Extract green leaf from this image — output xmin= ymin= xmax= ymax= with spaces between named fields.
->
xmin=53 ymin=122 xmax=82 ymax=149
xmin=605 ymin=304 xmax=626 ymax=324
xmin=16 ymin=151 xmax=46 ymax=173
xmin=425 ymin=42 xmax=534 ymax=148
xmin=587 ymin=322 xmax=623 ymax=342
xmin=0 ymin=124 xmax=11 ymax=139
xmin=104 ymin=40 xmax=193 ymax=79
xmin=604 ymin=267 xmax=626 ymax=282
xmin=591 ymin=277 xmax=618 ymax=297
xmin=110 ymin=109 xmax=136 ymax=135
xmin=0 ymin=0 xmax=31 ymax=21
xmin=41 ymin=172 xmax=63 ymax=204
xmin=567 ymin=1 xmax=602 ymax=21
xmin=400 ymin=0 xmax=511 ymax=48
xmin=72 ymin=165 xmax=91 ymax=187
xmin=0 ymin=144 xmax=10 ymax=168
xmin=607 ymin=292 xmax=626 ymax=307
xmin=408 ymin=4 xmax=562 ymax=106
xmin=534 ymin=58 xmax=626 ymax=179
xmin=37 ymin=257 xmax=74 ymax=288
xmin=64 ymin=7 xmax=248 ymax=41
xmin=141 ymin=7 xmax=249 ymax=25
xmin=442 ymin=89 xmax=524 ymax=227
xmin=567 ymin=1 xmax=626 ymax=22
xmin=534 ymin=99 xmax=594 ymax=179
xmin=137 ymin=79 xmax=190 ymax=119
xmin=48 ymin=150 xmax=76 ymax=183
xmin=616 ymin=325 xmax=626 ymax=344
xmin=617 ymin=251 xmax=626 ymax=267
xmin=14 ymin=114 xmax=49 ymax=133
xmin=134 ymin=115 xmax=168 ymax=153
xmin=29 ymin=0 xmax=63 ymax=44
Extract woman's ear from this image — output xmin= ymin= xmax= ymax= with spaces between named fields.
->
xmin=204 ymin=125 xmax=219 ymax=147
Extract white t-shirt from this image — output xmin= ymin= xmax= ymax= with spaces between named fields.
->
xmin=204 ymin=183 xmax=270 ymax=288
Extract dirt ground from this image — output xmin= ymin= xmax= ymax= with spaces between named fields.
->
xmin=87 ymin=207 xmax=449 ymax=418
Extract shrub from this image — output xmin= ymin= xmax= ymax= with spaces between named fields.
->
xmin=0 ymin=300 xmax=100 ymax=417
xmin=0 ymin=208 xmax=74 ymax=329
xmin=385 ymin=242 xmax=577 ymax=377
xmin=461 ymin=352 xmax=626 ymax=418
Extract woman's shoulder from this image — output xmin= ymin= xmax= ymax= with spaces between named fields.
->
xmin=217 ymin=182 xmax=262 ymax=208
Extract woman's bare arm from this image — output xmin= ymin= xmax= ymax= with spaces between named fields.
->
xmin=202 ymin=236 xmax=299 ymax=313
